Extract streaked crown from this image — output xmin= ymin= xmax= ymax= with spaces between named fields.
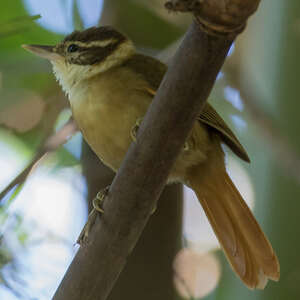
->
xmin=55 ymin=26 xmax=128 ymax=65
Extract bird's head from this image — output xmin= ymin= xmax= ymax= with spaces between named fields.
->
xmin=23 ymin=26 xmax=135 ymax=95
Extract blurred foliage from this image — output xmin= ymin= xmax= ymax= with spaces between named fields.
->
xmin=101 ymin=0 xmax=186 ymax=49
xmin=0 ymin=15 xmax=41 ymax=39
xmin=0 ymin=1 xmax=78 ymax=298
xmin=0 ymin=0 xmax=299 ymax=299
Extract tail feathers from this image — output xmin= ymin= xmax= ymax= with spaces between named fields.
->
xmin=188 ymin=167 xmax=279 ymax=289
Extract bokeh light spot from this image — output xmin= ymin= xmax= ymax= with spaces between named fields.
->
xmin=174 ymin=249 xmax=221 ymax=299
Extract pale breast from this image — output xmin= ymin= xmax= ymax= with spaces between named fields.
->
xmin=70 ymin=67 xmax=152 ymax=171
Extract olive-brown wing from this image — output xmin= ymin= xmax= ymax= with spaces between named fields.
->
xmin=125 ymin=54 xmax=250 ymax=162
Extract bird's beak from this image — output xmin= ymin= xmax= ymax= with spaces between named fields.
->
xmin=22 ymin=44 xmax=62 ymax=61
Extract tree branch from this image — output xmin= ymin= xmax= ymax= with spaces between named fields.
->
xmin=108 ymin=184 xmax=183 ymax=300
xmin=52 ymin=1 xmax=260 ymax=299
xmin=81 ymin=142 xmax=183 ymax=300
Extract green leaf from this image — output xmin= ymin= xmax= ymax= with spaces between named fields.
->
xmin=0 ymin=14 xmax=41 ymax=39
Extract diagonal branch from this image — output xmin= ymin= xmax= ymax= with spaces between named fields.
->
xmin=52 ymin=1 xmax=261 ymax=300
xmin=0 ymin=117 xmax=78 ymax=202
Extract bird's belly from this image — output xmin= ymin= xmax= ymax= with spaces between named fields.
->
xmin=70 ymin=83 xmax=209 ymax=178
xmin=72 ymin=94 xmax=148 ymax=172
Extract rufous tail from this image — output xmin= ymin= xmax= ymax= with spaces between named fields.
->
xmin=187 ymin=161 xmax=280 ymax=289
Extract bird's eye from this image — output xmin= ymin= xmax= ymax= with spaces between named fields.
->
xmin=67 ymin=44 xmax=79 ymax=53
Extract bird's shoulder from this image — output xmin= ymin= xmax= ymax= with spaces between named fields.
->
xmin=122 ymin=53 xmax=167 ymax=93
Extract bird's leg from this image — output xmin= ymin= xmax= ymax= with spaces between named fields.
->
xmin=130 ymin=117 xmax=143 ymax=142
xmin=77 ymin=186 xmax=110 ymax=245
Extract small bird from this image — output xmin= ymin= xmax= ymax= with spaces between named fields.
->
xmin=23 ymin=26 xmax=279 ymax=289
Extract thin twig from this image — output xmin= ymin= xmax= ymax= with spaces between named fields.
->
xmin=0 ymin=117 xmax=78 ymax=202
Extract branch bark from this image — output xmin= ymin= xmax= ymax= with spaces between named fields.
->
xmin=81 ymin=143 xmax=183 ymax=300
xmin=108 ymin=185 xmax=182 ymax=300
xmin=52 ymin=1 xmax=260 ymax=299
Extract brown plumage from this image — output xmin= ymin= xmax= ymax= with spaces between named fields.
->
xmin=124 ymin=54 xmax=278 ymax=288
xmin=186 ymin=136 xmax=279 ymax=288
xmin=23 ymin=26 xmax=280 ymax=289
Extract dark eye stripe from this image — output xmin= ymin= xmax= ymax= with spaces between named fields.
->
xmin=66 ymin=41 xmax=121 ymax=65
xmin=67 ymin=44 xmax=79 ymax=52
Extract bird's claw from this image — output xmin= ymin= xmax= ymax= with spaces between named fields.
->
xmin=93 ymin=186 xmax=109 ymax=213
xmin=130 ymin=117 xmax=143 ymax=142
xmin=77 ymin=186 xmax=110 ymax=246
xmin=183 ymin=141 xmax=190 ymax=151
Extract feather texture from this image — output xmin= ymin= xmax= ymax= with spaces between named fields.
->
xmin=124 ymin=54 xmax=250 ymax=162
xmin=186 ymin=136 xmax=279 ymax=288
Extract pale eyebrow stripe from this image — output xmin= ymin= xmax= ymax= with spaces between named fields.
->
xmin=67 ymin=39 xmax=118 ymax=48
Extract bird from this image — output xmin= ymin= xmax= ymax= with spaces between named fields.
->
xmin=22 ymin=26 xmax=279 ymax=289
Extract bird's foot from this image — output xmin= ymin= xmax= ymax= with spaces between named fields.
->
xmin=183 ymin=141 xmax=190 ymax=151
xmin=77 ymin=186 xmax=110 ymax=246
xmin=93 ymin=186 xmax=109 ymax=213
xmin=130 ymin=117 xmax=143 ymax=142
